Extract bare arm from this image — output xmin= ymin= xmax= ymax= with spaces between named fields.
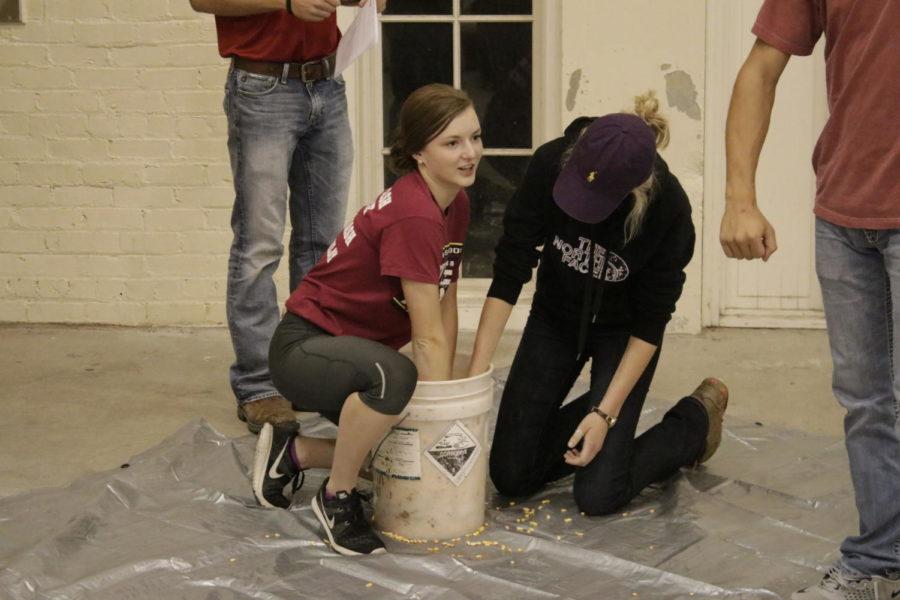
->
xmin=565 ymin=336 xmax=657 ymax=467
xmin=720 ymin=38 xmax=791 ymax=261
xmin=189 ymin=0 xmax=281 ymax=16
xmin=467 ymin=297 xmax=513 ymax=376
xmin=402 ymin=279 xmax=452 ymax=381
xmin=440 ymin=281 xmax=458 ymax=377
xmin=189 ymin=0 xmax=339 ymax=21
xmin=358 ymin=0 xmax=388 ymax=10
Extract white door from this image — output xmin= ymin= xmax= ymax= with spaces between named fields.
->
xmin=703 ymin=0 xmax=828 ymax=329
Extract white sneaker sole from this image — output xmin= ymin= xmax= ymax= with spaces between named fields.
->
xmin=310 ymin=494 xmax=386 ymax=557
xmin=252 ymin=423 xmax=279 ymax=509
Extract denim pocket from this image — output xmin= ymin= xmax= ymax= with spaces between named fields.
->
xmin=235 ymin=71 xmax=279 ymax=97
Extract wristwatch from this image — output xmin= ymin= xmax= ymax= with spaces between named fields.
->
xmin=590 ymin=406 xmax=617 ymax=428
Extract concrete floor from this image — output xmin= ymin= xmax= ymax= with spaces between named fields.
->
xmin=0 ymin=324 xmax=842 ymax=499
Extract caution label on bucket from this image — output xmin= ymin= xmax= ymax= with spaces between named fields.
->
xmin=426 ymin=421 xmax=481 ymax=486
xmin=373 ymin=427 xmax=422 ymax=480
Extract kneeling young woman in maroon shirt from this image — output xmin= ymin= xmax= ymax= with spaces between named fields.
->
xmin=252 ymin=84 xmax=482 ymax=556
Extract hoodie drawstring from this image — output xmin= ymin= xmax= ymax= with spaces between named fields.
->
xmin=576 ymin=227 xmax=609 ymax=361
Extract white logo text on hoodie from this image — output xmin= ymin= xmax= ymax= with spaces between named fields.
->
xmin=552 ymin=235 xmax=629 ymax=282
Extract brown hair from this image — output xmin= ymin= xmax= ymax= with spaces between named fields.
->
xmin=387 ymin=84 xmax=475 ymax=175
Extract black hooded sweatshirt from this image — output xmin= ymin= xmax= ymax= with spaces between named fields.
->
xmin=487 ymin=117 xmax=695 ymax=348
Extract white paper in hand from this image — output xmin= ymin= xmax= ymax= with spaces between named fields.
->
xmin=334 ymin=0 xmax=380 ymax=76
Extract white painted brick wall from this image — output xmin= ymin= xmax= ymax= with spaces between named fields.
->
xmin=6 ymin=4 xmax=716 ymax=335
xmin=0 ymin=0 xmax=297 ymax=326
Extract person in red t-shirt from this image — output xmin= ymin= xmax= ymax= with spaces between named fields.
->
xmin=251 ymin=84 xmax=481 ymax=556
xmin=188 ymin=0 xmax=385 ymax=435
xmin=720 ymin=2 xmax=900 ymax=598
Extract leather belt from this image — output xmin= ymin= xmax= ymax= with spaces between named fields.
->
xmin=232 ymin=54 xmax=337 ymax=82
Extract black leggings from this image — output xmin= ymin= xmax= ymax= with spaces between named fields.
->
xmin=269 ymin=312 xmax=418 ymax=422
xmin=489 ymin=311 xmax=708 ymax=516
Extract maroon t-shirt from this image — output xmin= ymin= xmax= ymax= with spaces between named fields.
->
xmin=286 ymin=171 xmax=470 ymax=350
xmin=753 ymin=0 xmax=900 ymax=228
xmin=215 ymin=12 xmax=339 ymax=62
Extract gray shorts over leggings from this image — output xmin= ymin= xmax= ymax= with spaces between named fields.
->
xmin=269 ymin=312 xmax=418 ymax=422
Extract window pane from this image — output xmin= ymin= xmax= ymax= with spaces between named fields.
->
xmin=384 ymin=0 xmax=452 ymax=16
xmin=1 ymin=0 xmax=22 ymax=23
xmin=464 ymin=156 xmax=530 ymax=278
xmin=461 ymin=23 xmax=531 ymax=149
xmin=382 ymin=157 xmax=529 ymax=279
xmin=460 ymin=0 xmax=531 ymax=15
xmin=382 ymin=23 xmax=453 ymax=146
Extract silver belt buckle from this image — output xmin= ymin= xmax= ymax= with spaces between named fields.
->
xmin=301 ymin=56 xmax=333 ymax=82
xmin=299 ymin=59 xmax=322 ymax=82
xmin=300 ymin=61 xmax=315 ymax=82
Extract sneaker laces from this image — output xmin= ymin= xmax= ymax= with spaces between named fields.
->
xmin=348 ymin=490 xmax=368 ymax=522
xmin=328 ymin=489 xmax=368 ymax=527
xmin=820 ymin=566 xmax=874 ymax=599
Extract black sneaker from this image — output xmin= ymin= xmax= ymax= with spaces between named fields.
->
xmin=311 ymin=479 xmax=386 ymax=556
xmin=252 ymin=423 xmax=304 ymax=509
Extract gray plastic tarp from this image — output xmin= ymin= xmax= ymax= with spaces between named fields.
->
xmin=0 ymin=377 xmax=852 ymax=599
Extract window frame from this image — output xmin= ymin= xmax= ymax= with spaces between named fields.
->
xmin=348 ymin=1 xmax=561 ymax=331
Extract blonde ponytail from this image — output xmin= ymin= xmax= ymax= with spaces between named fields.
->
xmin=623 ymin=91 xmax=669 ymax=243
xmin=631 ymin=91 xmax=669 ymax=150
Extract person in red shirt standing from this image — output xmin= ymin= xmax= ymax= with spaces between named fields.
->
xmin=251 ymin=84 xmax=481 ymax=556
xmin=188 ymin=0 xmax=385 ymax=434
xmin=720 ymin=2 xmax=900 ymax=598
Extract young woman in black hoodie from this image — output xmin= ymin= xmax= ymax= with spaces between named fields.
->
xmin=467 ymin=93 xmax=728 ymax=515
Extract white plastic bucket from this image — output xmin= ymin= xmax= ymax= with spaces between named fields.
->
xmin=372 ymin=363 xmax=494 ymax=541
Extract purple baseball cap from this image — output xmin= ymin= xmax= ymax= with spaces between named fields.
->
xmin=553 ymin=113 xmax=657 ymax=224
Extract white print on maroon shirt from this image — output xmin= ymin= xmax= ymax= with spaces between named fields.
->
xmin=440 ymin=242 xmax=462 ymax=298
xmin=326 ymin=189 xmax=393 ymax=264
xmin=552 ymin=235 xmax=629 ymax=282
xmin=392 ymin=241 xmax=463 ymax=312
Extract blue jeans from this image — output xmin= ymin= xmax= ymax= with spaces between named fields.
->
xmin=489 ymin=311 xmax=708 ymax=515
xmin=816 ymin=218 xmax=900 ymax=578
xmin=223 ymin=65 xmax=352 ymax=405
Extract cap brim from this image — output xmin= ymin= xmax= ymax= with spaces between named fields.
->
xmin=552 ymin=164 xmax=622 ymax=225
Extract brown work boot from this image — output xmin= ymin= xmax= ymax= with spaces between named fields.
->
xmin=237 ymin=396 xmax=299 ymax=435
xmin=689 ymin=377 xmax=729 ymax=464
